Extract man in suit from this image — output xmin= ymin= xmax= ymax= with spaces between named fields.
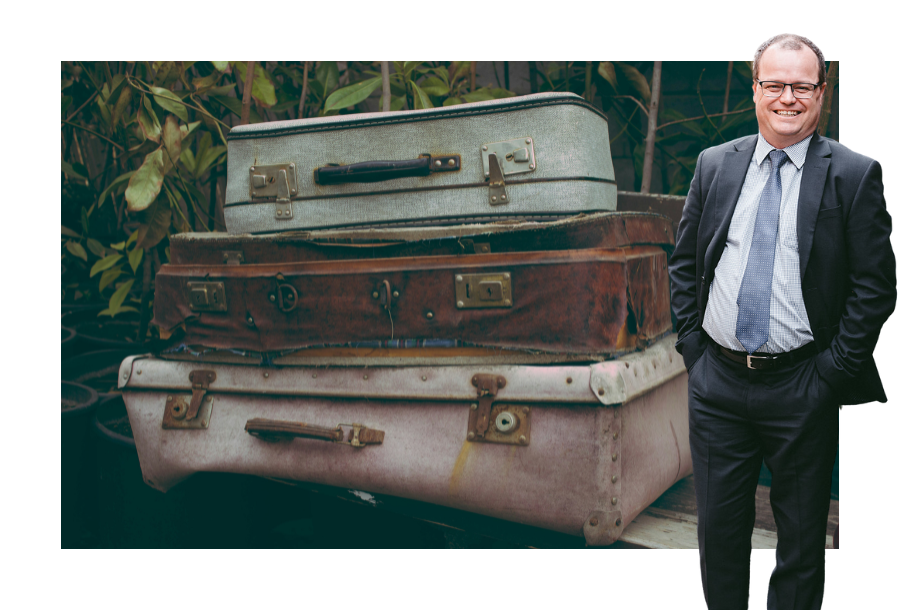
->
xmin=669 ymin=33 xmax=896 ymax=609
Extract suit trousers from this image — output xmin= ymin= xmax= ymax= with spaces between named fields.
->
xmin=687 ymin=335 xmax=838 ymax=610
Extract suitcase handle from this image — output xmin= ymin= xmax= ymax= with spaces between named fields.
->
xmin=314 ymin=154 xmax=460 ymax=185
xmin=245 ymin=418 xmax=385 ymax=447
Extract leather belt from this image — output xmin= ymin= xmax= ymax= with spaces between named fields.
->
xmin=717 ymin=342 xmax=818 ymax=371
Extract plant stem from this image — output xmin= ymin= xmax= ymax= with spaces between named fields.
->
xmin=641 ymin=61 xmax=662 ymax=194
xmin=300 ymin=61 xmax=310 ymax=118
xmin=381 ymin=61 xmax=390 ymax=112
xmin=721 ymin=61 xmax=733 ymax=125
xmin=62 ymin=120 xmax=124 ymax=151
xmin=63 ymin=91 xmax=98 ymax=124
xmin=817 ymin=60 xmax=838 ymax=137
xmin=656 ymin=107 xmax=753 ymax=131
xmin=612 ymin=95 xmax=648 ymax=117
xmin=240 ymin=61 xmax=256 ymax=126
xmin=697 ymin=69 xmax=727 ymax=144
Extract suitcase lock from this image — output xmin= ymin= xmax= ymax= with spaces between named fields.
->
xmin=162 ymin=370 xmax=216 ymax=430
xmin=466 ymin=374 xmax=532 ymax=446
xmin=249 ymin=164 xmax=298 ymax=221
xmin=482 ymin=138 xmax=536 ymax=206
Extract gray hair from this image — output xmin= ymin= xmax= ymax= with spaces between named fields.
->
xmin=753 ymin=34 xmax=827 ymax=85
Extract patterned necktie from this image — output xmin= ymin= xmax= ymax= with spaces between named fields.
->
xmin=735 ymin=149 xmax=790 ymax=354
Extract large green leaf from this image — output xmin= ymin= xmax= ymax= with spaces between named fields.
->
xmin=98 ymin=267 xmax=123 ymax=292
xmin=205 ymin=84 xmax=235 ymax=97
xmin=87 ymin=238 xmax=106 ymax=258
xmin=153 ymin=62 xmax=180 ymax=88
xmin=596 ymin=62 xmax=618 ymax=91
xmin=462 ymin=89 xmax=494 ymax=104
xmin=210 ymin=95 xmax=262 ymax=123
xmin=317 ymin=61 xmax=339 ymax=96
xmin=151 ymin=86 xmax=189 ymax=123
xmin=418 ymin=76 xmax=449 ymax=98
xmin=110 ymin=84 xmax=133 ymax=128
xmin=211 ymin=61 xmax=229 ymax=72
xmin=410 ymin=82 xmax=434 ymax=109
xmin=161 ymin=115 xmax=184 ymax=172
xmin=128 ymin=247 xmax=144 ymax=274
xmin=443 ymin=96 xmax=463 ymax=107
xmin=615 ymin=63 xmax=651 ymax=105
xmin=90 ymin=254 xmax=123 ymax=277
xmin=66 ymin=241 xmax=88 ymax=261
xmin=97 ymin=171 xmax=135 ymax=209
xmin=106 ymin=279 xmax=135 ymax=315
xmin=137 ymin=95 xmax=161 ymax=142
xmin=234 ymin=62 xmax=278 ymax=107
xmin=125 ymin=149 xmax=165 ymax=212
xmin=61 ymin=225 xmax=81 ymax=238
xmin=136 ymin=199 xmax=173 ymax=249
xmin=324 ymin=77 xmax=382 ymax=113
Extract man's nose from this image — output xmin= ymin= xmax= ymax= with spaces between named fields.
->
xmin=779 ymin=85 xmax=797 ymax=103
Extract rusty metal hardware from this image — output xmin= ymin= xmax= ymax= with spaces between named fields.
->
xmin=379 ymin=279 xmax=394 ymax=311
xmin=482 ymin=138 xmax=536 ymax=177
xmin=486 ymin=153 xmax=508 ymax=205
xmin=467 ymin=403 xmax=531 ymax=446
xmin=162 ymin=393 xmax=213 ymax=430
xmin=428 ymin=154 xmax=462 ymax=173
xmin=468 ymin=374 xmax=506 ymax=439
xmin=459 ymin=239 xmax=491 ymax=254
xmin=245 ymin=418 xmax=385 ymax=447
xmin=223 ymin=251 xmax=244 ymax=265
xmin=274 ymin=282 xmax=298 ymax=313
xmin=187 ymin=281 xmax=227 ymax=312
xmin=249 ymin=163 xmax=298 ymax=220
xmin=455 ymin=273 xmax=512 ymax=309
xmin=185 ymin=370 xmax=216 ymax=420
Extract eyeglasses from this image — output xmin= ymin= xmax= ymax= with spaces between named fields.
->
xmin=756 ymin=80 xmax=820 ymax=99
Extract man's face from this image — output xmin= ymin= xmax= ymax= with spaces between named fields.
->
xmin=753 ymin=44 xmax=825 ymax=149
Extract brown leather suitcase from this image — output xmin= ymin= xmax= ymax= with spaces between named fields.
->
xmin=153 ymin=212 xmax=674 ymax=356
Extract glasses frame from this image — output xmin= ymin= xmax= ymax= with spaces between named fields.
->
xmin=755 ymin=80 xmax=821 ymax=99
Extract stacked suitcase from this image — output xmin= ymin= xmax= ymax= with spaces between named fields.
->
xmin=120 ymin=92 xmax=691 ymax=546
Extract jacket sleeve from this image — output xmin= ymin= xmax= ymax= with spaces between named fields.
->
xmin=816 ymin=159 xmax=897 ymax=387
xmin=669 ymin=149 xmax=708 ymax=369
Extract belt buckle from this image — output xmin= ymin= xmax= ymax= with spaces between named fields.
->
xmin=746 ymin=354 xmax=761 ymax=370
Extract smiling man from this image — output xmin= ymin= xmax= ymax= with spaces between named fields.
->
xmin=669 ymin=34 xmax=896 ymax=609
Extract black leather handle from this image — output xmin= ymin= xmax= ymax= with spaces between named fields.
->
xmin=314 ymin=154 xmax=460 ymax=185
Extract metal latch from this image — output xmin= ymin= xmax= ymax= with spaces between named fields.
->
xmin=223 ymin=251 xmax=244 ymax=265
xmin=459 ymin=239 xmax=491 ymax=254
xmin=249 ymin=163 xmax=298 ymax=221
xmin=187 ymin=281 xmax=227 ymax=312
xmin=481 ymin=137 xmax=536 ymax=205
xmin=468 ymin=374 xmax=506 ymax=439
xmin=455 ymin=272 xmax=512 ymax=308
xmin=162 ymin=369 xmax=216 ymax=430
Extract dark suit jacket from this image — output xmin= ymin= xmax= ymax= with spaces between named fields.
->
xmin=669 ymin=132 xmax=896 ymax=405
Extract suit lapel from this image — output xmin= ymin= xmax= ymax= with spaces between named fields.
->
xmin=797 ymin=134 xmax=832 ymax=280
xmin=706 ymin=137 xmax=755 ymax=271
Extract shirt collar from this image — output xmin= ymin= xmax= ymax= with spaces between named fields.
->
xmin=754 ymin=133 xmax=813 ymax=169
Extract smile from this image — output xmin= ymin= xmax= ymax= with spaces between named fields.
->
xmin=775 ymin=110 xmax=800 ymax=116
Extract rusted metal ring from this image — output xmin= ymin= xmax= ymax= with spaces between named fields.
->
xmin=277 ymin=283 xmax=299 ymax=312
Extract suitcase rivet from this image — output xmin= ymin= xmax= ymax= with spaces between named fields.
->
xmin=312 ymin=374 xmax=317 ymax=378
xmin=503 ymin=299 xmax=510 ymax=306
xmin=615 ymin=518 xmax=622 ymax=527
xmin=500 ymin=195 xmax=506 ymax=200
xmin=277 ymin=210 xmax=282 ymax=216
xmin=286 ymin=210 xmax=291 ymax=216
xmin=392 ymin=291 xmax=399 ymax=298
xmin=291 ymin=189 xmax=297 ymax=194
xmin=435 ymin=160 xmax=442 ymax=167
xmin=491 ymin=196 xmax=497 ymax=202
xmin=167 ymin=395 xmax=173 ymax=401
xmin=426 ymin=311 xmax=434 ymax=319
xmin=456 ymin=275 xmax=463 ymax=283
xmin=264 ymin=372 xmax=269 ymax=378
xmin=363 ymin=375 xmax=368 ymax=380
xmin=590 ymin=517 xmax=599 ymax=527
xmin=470 ymin=403 xmax=478 ymax=411
xmin=372 ymin=291 xmax=379 ymax=298
xmin=289 ymin=163 xmax=295 ymax=168
xmin=482 ymin=145 xmax=488 ymax=151
xmin=457 ymin=301 xmax=464 ymax=307
xmin=526 ymin=138 xmax=532 ymax=144
xmin=611 ymin=475 xmax=618 ymax=483
xmin=467 ymin=432 xmax=475 ymax=440
xmin=518 ymin=435 xmax=527 ymax=444
xmin=597 ymin=388 xmax=605 ymax=396
xmin=611 ymin=497 xmax=618 ymax=505
xmin=137 ymin=370 xmax=142 ymax=375
xmin=523 ymin=407 xmax=530 ymax=414
xmin=421 ymin=376 xmax=427 ymax=381
xmin=448 ymin=159 xmax=456 ymax=167
xmin=612 ymin=453 xmax=618 ymax=461
xmin=247 ymin=316 xmax=254 ymax=324
xmin=529 ymin=164 xmax=535 ymax=170
xmin=613 ymin=432 xmax=619 ymax=440
xmin=566 ymin=377 xmax=573 ymax=384
xmin=503 ymin=273 xmax=510 ymax=279
xmin=250 ymin=166 xmax=256 ymax=171
xmin=269 ymin=294 xmax=276 ymax=302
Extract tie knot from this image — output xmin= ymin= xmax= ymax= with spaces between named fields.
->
xmin=769 ymin=149 xmax=789 ymax=169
